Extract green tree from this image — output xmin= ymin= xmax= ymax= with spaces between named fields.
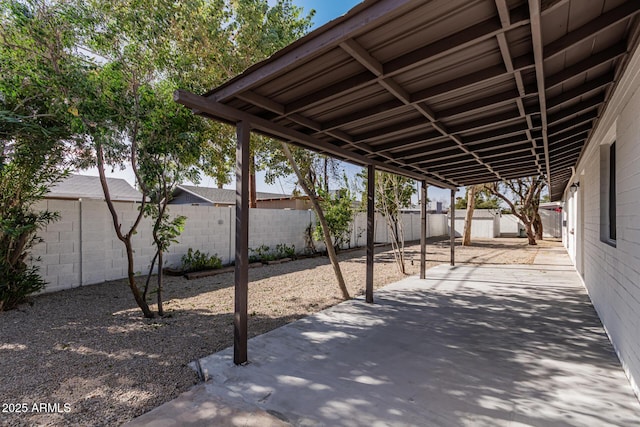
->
xmin=315 ymin=178 xmax=356 ymax=249
xmin=137 ymin=81 xmax=201 ymax=316
xmin=1 ymin=0 xmax=85 ymax=309
xmin=68 ymin=0 xmax=212 ymax=317
xmin=269 ymin=143 xmax=351 ymax=300
xmin=70 ymin=0 xmax=314 ymax=316
xmin=485 ymin=177 xmax=546 ymax=245
xmin=362 ymin=170 xmax=414 ymax=274
xmin=455 ymin=188 xmax=500 ymax=210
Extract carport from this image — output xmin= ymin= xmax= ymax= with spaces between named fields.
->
xmin=174 ymin=0 xmax=640 ymax=364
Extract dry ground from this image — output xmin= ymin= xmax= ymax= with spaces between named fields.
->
xmin=0 ymin=237 xmax=556 ymax=426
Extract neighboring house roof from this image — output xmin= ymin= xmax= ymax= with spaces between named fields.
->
xmin=539 ymin=202 xmax=562 ymax=210
xmin=46 ymin=174 xmax=143 ymax=202
xmin=176 ymin=185 xmax=290 ymax=204
xmin=453 ymin=209 xmax=499 ymax=219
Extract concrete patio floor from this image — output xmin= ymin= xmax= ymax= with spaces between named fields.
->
xmin=127 ymin=246 xmax=640 ymax=426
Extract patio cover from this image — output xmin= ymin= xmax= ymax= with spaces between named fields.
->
xmin=176 ymin=0 xmax=640 ymax=201
xmin=175 ymin=0 xmax=640 ymax=364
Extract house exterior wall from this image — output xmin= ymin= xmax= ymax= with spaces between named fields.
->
xmin=539 ymin=209 xmax=562 ymax=238
xmin=563 ymin=41 xmax=640 ymax=397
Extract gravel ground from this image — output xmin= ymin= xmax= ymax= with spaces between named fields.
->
xmin=0 ymin=237 xmax=551 ymax=426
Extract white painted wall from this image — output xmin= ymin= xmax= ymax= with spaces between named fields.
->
xmin=500 ymin=214 xmax=522 ymax=236
xmin=452 ymin=212 xmax=500 ymax=238
xmin=563 ymin=40 xmax=640 ymax=398
xmin=30 ymin=200 xmax=449 ymax=293
xmin=350 ymin=212 xmax=448 ymax=247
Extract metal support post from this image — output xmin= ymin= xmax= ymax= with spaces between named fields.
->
xmin=234 ymin=121 xmax=250 ymax=364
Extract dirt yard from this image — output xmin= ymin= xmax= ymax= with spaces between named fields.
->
xmin=0 ymin=237 xmax=558 ymax=426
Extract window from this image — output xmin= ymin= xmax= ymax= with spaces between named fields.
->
xmin=609 ymin=142 xmax=616 ymax=241
xmin=600 ymin=141 xmax=617 ymax=246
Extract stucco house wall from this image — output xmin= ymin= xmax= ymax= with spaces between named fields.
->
xmin=563 ymin=39 xmax=640 ymax=397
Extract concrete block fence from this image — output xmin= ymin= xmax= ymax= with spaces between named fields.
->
xmin=30 ymin=199 xmax=448 ymax=293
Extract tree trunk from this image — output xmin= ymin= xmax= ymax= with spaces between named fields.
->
xmin=143 ymin=251 xmax=159 ymax=301
xmin=96 ymin=144 xmax=154 ymax=318
xmin=323 ymin=156 xmax=329 ymax=193
xmin=156 ymin=249 xmax=164 ymax=316
xmin=524 ymin=221 xmax=537 ymax=245
xmin=533 ymin=212 xmax=543 ymax=240
xmin=280 ymin=143 xmax=350 ymax=300
xmin=124 ymin=239 xmax=155 ymax=317
xmin=462 ymin=185 xmax=476 ymax=246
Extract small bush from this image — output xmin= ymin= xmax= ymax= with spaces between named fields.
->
xmin=1 ymin=209 xmax=58 ymax=311
xmin=181 ymin=248 xmax=222 ymax=272
xmin=0 ymin=264 xmax=46 ymax=311
xmin=275 ymin=243 xmax=296 ymax=259
xmin=249 ymin=243 xmax=296 ymax=263
xmin=249 ymin=244 xmax=275 ymax=263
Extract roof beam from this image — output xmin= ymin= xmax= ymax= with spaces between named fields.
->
xmin=436 ymin=89 xmax=522 ymax=119
xmin=544 ymin=1 xmax=640 ymax=61
xmin=410 ymin=148 xmax=470 ymax=165
xmin=549 ymin=146 xmax=583 ymax=161
xmin=548 ymin=123 xmax=591 ymax=144
xmin=369 ymin=131 xmax=444 ymax=152
xmin=547 ymin=72 xmax=614 ymax=110
xmin=547 ymin=93 xmax=604 ymax=124
xmin=282 ymin=10 xmax=530 ymax=116
xmin=209 ymin=0 xmax=419 ymax=101
xmin=340 ymin=38 xmax=384 ymax=76
xmin=463 ymin=122 xmax=533 ymax=143
xmin=550 ymin=158 xmax=581 ymax=170
xmin=384 ymin=17 xmax=502 ymax=75
xmin=548 ymin=110 xmax=598 ymax=135
xmin=469 ymin=134 xmax=533 ymax=151
xmin=529 ymin=0 xmax=552 ymax=196
xmin=450 ymin=174 xmax=498 ymax=184
xmin=393 ymin=141 xmax=461 ymax=160
xmin=353 ymin=116 xmax=428 ymax=143
xmin=339 ymin=38 xmax=505 ymax=183
xmin=232 ymin=86 xmax=455 ymax=184
xmin=549 ymin=136 xmax=586 ymax=154
xmin=447 ymin=110 xmax=522 ymax=134
xmin=495 ymin=0 xmax=541 ymax=174
xmin=175 ymin=90 xmax=455 ymax=188
xmin=410 ymin=65 xmax=509 ymax=102
xmin=286 ymin=71 xmax=374 ymax=114
xmin=546 ymin=43 xmax=627 ymax=89
xmin=323 ymin=99 xmax=405 ymax=131
xmin=421 ymin=157 xmax=477 ymax=169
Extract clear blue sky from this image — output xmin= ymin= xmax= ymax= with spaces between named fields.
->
xmin=292 ymin=0 xmax=363 ymax=29
xmin=85 ymin=0 xmax=463 ymax=206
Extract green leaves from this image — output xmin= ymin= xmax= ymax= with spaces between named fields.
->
xmin=315 ymin=182 xmax=356 ymax=248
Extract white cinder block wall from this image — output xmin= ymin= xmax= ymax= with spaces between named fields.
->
xmin=453 ymin=218 xmax=499 ymax=238
xmin=31 ymin=200 xmax=449 ymax=293
xmin=563 ymin=40 xmax=640 ymax=397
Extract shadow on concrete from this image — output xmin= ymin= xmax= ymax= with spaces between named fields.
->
xmin=175 ymin=265 xmax=640 ymax=427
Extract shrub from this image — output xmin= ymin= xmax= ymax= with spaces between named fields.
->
xmin=181 ymin=248 xmax=222 ymax=272
xmin=0 ymin=207 xmax=59 ymax=311
xmin=249 ymin=244 xmax=275 ymax=263
xmin=275 ymin=243 xmax=296 ymax=259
